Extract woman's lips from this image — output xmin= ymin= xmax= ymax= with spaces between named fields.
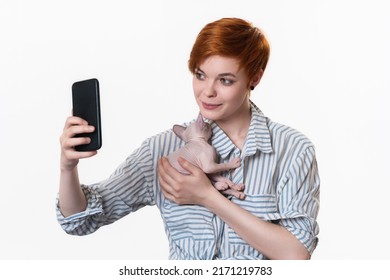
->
xmin=202 ymin=102 xmax=221 ymax=110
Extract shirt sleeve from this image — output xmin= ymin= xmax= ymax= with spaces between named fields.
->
xmin=56 ymin=140 xmax=156 ymax=235
xmin=277 ymin=145 xmax=320 ymax=255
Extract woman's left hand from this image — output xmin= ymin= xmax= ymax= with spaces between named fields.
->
xmin=158 ymin=157 xmax=217 ymax=205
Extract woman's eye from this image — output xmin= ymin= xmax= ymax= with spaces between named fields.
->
xmin=195 ymin=72 xmax=205 ymax=80
xmin=220 ymin=78 xmax=234 ymax=86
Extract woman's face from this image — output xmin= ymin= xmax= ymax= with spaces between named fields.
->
xmin=193 ymin=55 xmax=251 ymax=123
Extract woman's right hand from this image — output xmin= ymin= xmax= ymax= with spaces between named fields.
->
xmin=60 ymin=116 xmax=97 ymax=171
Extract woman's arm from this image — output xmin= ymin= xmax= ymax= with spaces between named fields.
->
xmin=59 ymin=166 xmax=87 ymax=217
xmin=58 ymin=116 xmax=97 ymax=217
xmin=203 ymin=187 xmax=310 ymax=259
xmin=158 ymin=156 xmax=310 ymax=260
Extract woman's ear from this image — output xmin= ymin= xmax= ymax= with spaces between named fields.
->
xmin=250 ymin=70 xmax=264 ymax=89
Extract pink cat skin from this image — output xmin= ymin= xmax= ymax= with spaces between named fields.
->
xmin=167 ymin=113 xmax=245 ymax=199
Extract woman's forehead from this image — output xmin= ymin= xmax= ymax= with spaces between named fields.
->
xmin=198 ymin=55 xmax=244 ymax=75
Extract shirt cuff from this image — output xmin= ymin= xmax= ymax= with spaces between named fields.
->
xmin=279 ymin=216 xmax=319 ymax=255
xmin=55 ymin=185 xmax=104 ymax=234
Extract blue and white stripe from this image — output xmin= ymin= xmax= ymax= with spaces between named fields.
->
xmin=56 ymin=101 xmax=320 ymax=259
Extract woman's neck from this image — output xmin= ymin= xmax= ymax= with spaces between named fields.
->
xmin=216 ymin=105 xmax=251 ymax=151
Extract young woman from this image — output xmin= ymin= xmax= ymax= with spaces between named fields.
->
xmin=57 ymin=18 xmax=320 ymax=260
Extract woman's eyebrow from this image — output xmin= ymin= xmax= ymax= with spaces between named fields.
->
xmin=218 ymin=72 xmax=236 ymax=78
xmin=196 ymin=68 xmax=236 ymax=78
xmin=195 ymin=68 xmax=205 ymax=74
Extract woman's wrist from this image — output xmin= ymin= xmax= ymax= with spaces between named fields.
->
xmin=60 ymin=156 xmax=78 ymax=172
xmin=201 ymin=186 xmax=225 ymax=209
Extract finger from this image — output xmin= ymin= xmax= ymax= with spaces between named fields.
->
xmin=157 ymin=158 xmax=169 ymax=181
xmin=159 ymin=157 xmax=182 ymax=183
xmin=158 ymin=157 xmax=190 ymax=199
xmin=63 ymin=136 xmax=92 ymax=149
xmin=177 ymin=156 xmax=200 ymax=175
xmin=157 ymin=158 xmax=174 ymax=189
xmin=63 ymin=116 xmax=88 ymax=130
xmin=60 ymin=126 xmax=95 ymax=148
xmin=160 ymin=187 xmax=176 ymax=203
xmin=66 ymin=124 xmax=95 ymax=138
xmin=158 ymin=175 xmax=171 ymax=197
xmin=65 ymin=150 xmax=98 ymax=160
xmin=158 ymin=177 xmax=181 ymax=204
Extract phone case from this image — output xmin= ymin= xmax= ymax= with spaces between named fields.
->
xmin=72 ymin=78 xmax=102 ymax=151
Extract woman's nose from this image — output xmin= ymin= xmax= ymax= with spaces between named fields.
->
xmin=203 ymin=81 xmax=217 ymax=97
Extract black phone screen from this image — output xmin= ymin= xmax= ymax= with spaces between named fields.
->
xmin=72 ymin=78 xmax=102 ymax=151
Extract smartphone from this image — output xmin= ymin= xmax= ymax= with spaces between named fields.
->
xmin=72 ymin=78 xmax=102 ymax=151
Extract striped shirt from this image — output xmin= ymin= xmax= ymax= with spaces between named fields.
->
xmin=56 ymin=101 xmax=320 ymax=259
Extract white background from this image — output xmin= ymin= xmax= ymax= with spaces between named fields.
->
xmin=1 ymin=0 xmax=389 ymax=260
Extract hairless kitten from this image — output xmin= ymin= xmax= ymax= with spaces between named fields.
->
xmin=167 ymin=113 xmax=245 ymax=199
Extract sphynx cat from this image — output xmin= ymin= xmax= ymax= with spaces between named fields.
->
xmin=167 ymin=113 xmax=245 ymax=199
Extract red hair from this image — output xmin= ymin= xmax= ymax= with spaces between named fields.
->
xmin=188 ymin=18 xmax=270 ymax=88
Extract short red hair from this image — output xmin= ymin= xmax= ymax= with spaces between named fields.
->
xmin=188 ymin=18 xmax=270 ymax=88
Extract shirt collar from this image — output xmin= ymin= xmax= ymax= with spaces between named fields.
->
xmin=208 ymin=101 xmax=273 ymax=159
